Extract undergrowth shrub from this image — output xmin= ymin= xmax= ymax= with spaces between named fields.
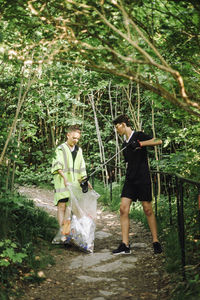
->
xmin=0 ymin=190 xmax=58 ymax=299
xmin=15 ymin=165 xmax=53 ymax=188
xmin=94 ymin=179 xmax=122 ymax=211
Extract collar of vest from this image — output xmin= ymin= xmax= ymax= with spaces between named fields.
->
xmin=64 ymin=143 xmax=79 ymax=152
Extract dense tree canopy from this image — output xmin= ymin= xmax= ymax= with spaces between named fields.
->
xmin=0 ymin=0 xmax=200 ymax=115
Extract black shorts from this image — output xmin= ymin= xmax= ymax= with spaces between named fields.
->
xmin=58 ymin=198 xmax=69 ymax=203
xmin=121 ymin=180 xmax=152 ymax=202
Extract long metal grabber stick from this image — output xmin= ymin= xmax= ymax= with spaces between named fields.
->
xmin=88 ymin=144 xmax=128 ymax=179
xmin=80 ymin=142 xmax=140 ymax=192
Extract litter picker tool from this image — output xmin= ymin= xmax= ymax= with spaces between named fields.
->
xmin=80 ymin=140 xmax=141 ymax=193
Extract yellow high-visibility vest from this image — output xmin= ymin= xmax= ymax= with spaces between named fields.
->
xmin=51 ymin=143 xmax=87 ymax=205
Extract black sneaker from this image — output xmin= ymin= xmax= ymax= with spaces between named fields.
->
xmin=153 ymin=242 xmax=162 ymax=254
xmin=112 ymin=242 xmax=131 ymax=255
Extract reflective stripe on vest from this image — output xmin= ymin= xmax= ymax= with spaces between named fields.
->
xmin=59 ymin=143 xmax=86 ymax=174
xmin=60 ymin=144 xmax=68 ymax=170
xmin=53 ymin=167 xmax=86 ymax=173
xmin=52 ymin=166 xmax=85 ymax=174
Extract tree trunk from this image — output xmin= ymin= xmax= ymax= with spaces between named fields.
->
xmin=0 ymin=72 xmax=35 ymax=166
xmin=137 ymin=83 xmax=142 ymax=130
xmin=5 ymin=159 xmax=11 ymax=191
xmin=89 ymin=92 xmax=108 ymax=186
xmin=11 ymin=112 xmax=23 ymax=191
xmin=152 ymin=100 xmax=161 ymax=205
xmin=123 ymin=85 xmax=139 ymax=131
xmin=108 ymin=81 xmax=122 ymax=182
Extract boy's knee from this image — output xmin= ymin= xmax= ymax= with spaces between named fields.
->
xmin=143 ymin=207 xmax=153 ymax=217
xmin=142 ymin=201 xmax=154 ymax=217
xmin=58 ymin=203 xmax=66 ymax=212
xmin=120 ymin=198 xmax=131 ymax=216
xmin=120 ymin=205 xmax=129 ymax=216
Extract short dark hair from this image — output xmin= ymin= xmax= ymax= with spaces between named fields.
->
xmin=113 ymin=115 xmax=131 ymax=127
xmin=66 ymin=124 xmax=81 ymax=134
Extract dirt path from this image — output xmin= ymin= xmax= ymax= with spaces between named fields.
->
xmin=18 ymin=186 xmax=171 ymax=300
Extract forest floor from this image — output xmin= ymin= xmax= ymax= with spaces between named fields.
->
xmin=18 ymin=186 xmax=174 ymax=300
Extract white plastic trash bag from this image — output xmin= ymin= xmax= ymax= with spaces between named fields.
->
xmin=68 ymin=184 xmax=98 ymax=219
xmin=69 ymin=215 xmax=96 ymax=253
xmin=67 ymin=184 xmax=100 ymax=253
xmin=52 ymin=183 xmax=100 ymax=253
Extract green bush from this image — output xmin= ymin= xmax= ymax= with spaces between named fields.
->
xmin=15 ymin=165 xmax=53 ymax=188
xmin=94 ymin=179 xmax=122 ymax=211
xmin=0 ymin=191 xmax=58 ymax=299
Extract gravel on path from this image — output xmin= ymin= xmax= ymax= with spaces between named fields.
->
xmin=18 ymin=186 xmax=171 ymax=300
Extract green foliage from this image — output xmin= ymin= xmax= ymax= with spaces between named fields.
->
xmin=129 ymin=201 xmax=147 ymax=226
xmin=164 ymin=230 xmax=182 ymax=274
xmin=0 ymin=239 xmax=27 ymax=267
xmin=94 ymin=179 xmax=122 ymax=211
xmin=1 ymin=0 xmax=199 ymax=115
xmin=171 ymin=274 xmax=200 ymax=300
xmin=0 ymin=1 xmax=199 ymax=300
xmin=15 ymin=165 xmax=53 ymax=187
xmin=154 ymin=187 xmax=200 ymax=299
xmin=0 ymin=190 xmax=58 ymax=299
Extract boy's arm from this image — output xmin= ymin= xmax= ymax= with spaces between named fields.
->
xmin=139 ymin=138 xmax=162 ymax=147
xmin=58 ymin=169 xmax=68 ymax=187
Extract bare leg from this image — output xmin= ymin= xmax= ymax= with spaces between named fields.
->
xmin=120 ymin=197 xmax=132 ymax=246
xmin=62 ymin=205 xmax=71 ymax=235
xmin=57 ymin=202 xmax=66 ymax=227
xmin=142 ymin=201 xmax=159 ymax=243
xmin=64 ymin=205 xmax=71 ymax=221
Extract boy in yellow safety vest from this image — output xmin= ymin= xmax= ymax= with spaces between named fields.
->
xmin=51 ymin=125 xmax=92 ymax=242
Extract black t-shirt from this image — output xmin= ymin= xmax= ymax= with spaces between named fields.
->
xmin=122 ymin=131 xmax=152 ymax=184
xmin=71 ymin=145 xmax=79 ymax=161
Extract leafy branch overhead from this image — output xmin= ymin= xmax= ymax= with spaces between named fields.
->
xmin=1 ymin=0 xmax=200 ymax=116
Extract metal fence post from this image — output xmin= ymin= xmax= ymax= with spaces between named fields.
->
xmin=168 ymin=176 xmax=173 ymax=226
xmin=176 ymin=177 xmax=186 ymax=280
xmin=149 ymin=171 xmax=200 ymax=281
xmin=110 ymin=178 xmax=112 ymax=203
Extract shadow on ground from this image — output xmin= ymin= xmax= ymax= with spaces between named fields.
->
xmin=19 ymin=186 xmax=172 ymax=300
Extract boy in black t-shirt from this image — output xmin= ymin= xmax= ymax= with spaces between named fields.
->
xmin=112 ymin=115 xmax=162 ymax=255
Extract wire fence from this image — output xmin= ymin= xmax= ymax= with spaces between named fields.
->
xmin=151 ymin=171 xmax=200 ymax=280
